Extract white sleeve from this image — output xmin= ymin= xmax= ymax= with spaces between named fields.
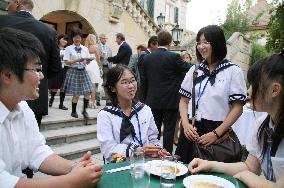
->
xmin=22 ymin=102 xmax=54 ymax=172
xmin=63 ymin=47 xmax=71 ymax=61
xmin=228 ymin=66 xmax=247 ymax=104
xmin=179 ymin=66 xmax=195 ymax=99
xmin=0 ymin=160 xmax=19 ymax=188
xmin=146 ymin=107 xmax=161 ymax=146
xmin=97 ymin=111 xmax=138 ymax=161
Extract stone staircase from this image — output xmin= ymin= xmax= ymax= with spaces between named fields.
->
xmin=40 ymin=96 xmax=104 ymax=162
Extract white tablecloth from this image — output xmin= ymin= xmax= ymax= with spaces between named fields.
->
xmin=232 ymin=107 xmax=267 ymax=146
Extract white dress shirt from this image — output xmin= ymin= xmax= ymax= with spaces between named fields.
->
xmin=0 ymin=101 xmax=53 ymax=188
xmin=97 ymin=103 xmax=160 ymax=162
xmin=63 ymin=44 xmax=90 ymax=69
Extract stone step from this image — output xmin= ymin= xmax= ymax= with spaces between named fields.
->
xmin=51 ymin=139 xmax=101 ymax=160
xmin=41 ymin=116 xmax=97 ymax=130
xmin=42 ymin=125 xmax=97 ymax=146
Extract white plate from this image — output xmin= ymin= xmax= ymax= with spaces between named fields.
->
xmin=183 ymin=175 xmax=236 ymax=188
xmin=144 ymin=160 xmax=188 ymax=177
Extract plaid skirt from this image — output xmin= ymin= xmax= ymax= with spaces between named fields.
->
xmin=62 ymin=68 xmax=93 ymax=95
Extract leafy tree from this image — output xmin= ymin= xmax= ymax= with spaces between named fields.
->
xmin=250 ymin=41 xmax=270 ymax=65
xmin=221 ymin=0 xmax=251 ymax=40
xmin=266 ymin=1 xmax=284 ymax=52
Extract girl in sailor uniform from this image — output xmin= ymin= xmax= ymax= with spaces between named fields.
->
xmin=175 ymin=25 xmax=247 ymax=163
xmin=97 ymin=65 xmax=169 ymax=162
xmin=188 ymin=49 xmax=284 ymax=188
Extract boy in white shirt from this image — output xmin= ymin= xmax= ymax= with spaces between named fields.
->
xmin=0 ymin=27 xmax=102 ymax=188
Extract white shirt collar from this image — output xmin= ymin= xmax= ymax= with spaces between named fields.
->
xmin=18 ymin=10 xmax=32 ymax=15
xmin=119 ymin=41 xmax=125 ymax=47
xmin=0 ymin=101 xmax=22 ymax=124
xmin=158 ymin=46 xmax=168 ymax=50
xmin=0 ymin=101 xmax=9 ymax=124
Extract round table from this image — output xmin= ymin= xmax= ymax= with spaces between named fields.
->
xmin=96 ymin=161 xmax=247 ymax=188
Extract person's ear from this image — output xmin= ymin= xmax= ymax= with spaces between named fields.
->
xmin=110 ymin=86 xmax=116 ymax=93
xmin=271 ymin=82 xmax=282 ymax=98
xmin=0 ymin=70 xmax=13 ymax=84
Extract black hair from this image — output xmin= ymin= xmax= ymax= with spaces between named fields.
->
xmin=116 ymin=33 xmax=125 ymax=41
xmin=71 ymin=28 xmax=83 ymax=39
xmin=57 ymin=33 xmax=68 ymax=44
xmin=196 ymin=25 xmax=227 ymax=63
xmin=148 ymin=36 xmax=158 ymax=48
xmin=105 ymin=65 xmax=136 ymax=105
xmin=0 ymin=27 xmax=44 ymax=82
xmin=247 ymin=50 xmax=284 ymax=159
xmin=157 ymin=31 xmax=172 ymax=46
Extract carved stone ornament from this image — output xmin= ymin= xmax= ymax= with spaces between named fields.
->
xmin=108 ymin=0 xmax=124 ymax=23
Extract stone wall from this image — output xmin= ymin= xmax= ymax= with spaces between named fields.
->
xmin=226 ymin=32 xmax=251 ymax=81
xmin=32 ymin=0 xmax=153 ymax=55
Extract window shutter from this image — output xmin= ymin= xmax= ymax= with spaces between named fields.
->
xmin=174 ymin=7 xmax=179 ymax=24
xmin=147 ymin=0 xmax=155 ymax=19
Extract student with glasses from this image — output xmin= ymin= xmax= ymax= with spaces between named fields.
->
xmin=188 ymin=49 xmax=284 ymax=188
xmin=0 ymin=27 xmax=102 ymax=188
xmin=96 ymin=65 xmax=169 ymax=163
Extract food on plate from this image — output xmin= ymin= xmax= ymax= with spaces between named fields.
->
xmin=193 ymin=182 xmax=224 ymax=188
xmin=165 ymin=165 xmax=180 ymax=174
xmin=152 ymin=164 xmax=180 ymax=175
xmin=111 ymin=153 xmax=125 ymax=163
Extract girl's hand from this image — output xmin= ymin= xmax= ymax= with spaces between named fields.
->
xmin=188 ymin=158 xmax=212 ymax=174
xmin=183 ymin=123 xmax=199 ymax=141
xmin=197 ymin=132 xmax=218 ymax=146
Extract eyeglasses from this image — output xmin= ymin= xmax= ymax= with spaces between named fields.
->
xmin=24 ymin=65 xmax=43 ymax=75
xmin=120 ymin=79 xmax=137 ymax=87
xmin=196 ymin=41 xmax=211 ymax=47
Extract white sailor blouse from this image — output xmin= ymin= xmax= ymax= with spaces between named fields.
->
xmin=179 ymin=59 xmax=247 ymax=121
xmin=97 ymin=101 xmax=160 ymax=162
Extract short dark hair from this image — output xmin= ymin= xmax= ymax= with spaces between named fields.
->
xmin=137 ymin=44 xmax=146 ymax=51
xmin=147 ymin=36 xmax=158 ymax=48
xmin=196 ymin=25 xmax=227 ymax=62
xmin=71 ymin=28 xmax=83 ymax=39
xmin=157 ymin=31 xmax=172 ymax=46
xmin=116 ymin=33 xmax=125 ymax=41
xmin=57 ymin=34 xmax=68 ymax=44
xmin=105 ymin=65 xmax=136 ymax=105
xmin=0 ymin=27 xmax=44 ymax=82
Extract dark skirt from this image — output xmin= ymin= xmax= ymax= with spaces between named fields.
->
xmin=175 ymin=118 xmax=222 ymax=164
xmin=48 ymin=66 xmax=68 ymax=89
xmin=62 ymin=67 xmax=93 ymax=95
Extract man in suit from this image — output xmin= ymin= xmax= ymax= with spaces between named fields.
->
xmin=138 ymin=36 xmax=158 ymax=102
xmin=142 ymin=31 xmax=191 ymax=153
xmin=107 ymin=33 xmax=132 ymax=65
xmin=0 ymin=0 xmax=61 ymax=127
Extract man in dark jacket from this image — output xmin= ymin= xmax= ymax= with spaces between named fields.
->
xmin=142 ymin=31 xmax=191 ymax=153
xmin=0 ymin=0 xmax=61 ymax=127
xmin=107 ymin=33 xmax=132 ymax=65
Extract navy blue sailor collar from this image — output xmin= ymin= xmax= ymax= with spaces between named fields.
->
xmin=197 ymin=59 xmax=236 ymax=85
xmin=101 ymin=100 xmax=145 ymax=118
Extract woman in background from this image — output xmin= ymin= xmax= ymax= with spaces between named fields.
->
xmin=85 ymin=34 xmax=101 ymax=109
xmin=189 ymin=49 xmax=284 ymax=188
xmin=48 ymin=34 xmax=69 ymax=110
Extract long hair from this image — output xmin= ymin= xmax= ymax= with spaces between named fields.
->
xmin=85 ymin=34 xmax=97 ymax=48
xmin=247 ymin=50 xmax=284 ymax=159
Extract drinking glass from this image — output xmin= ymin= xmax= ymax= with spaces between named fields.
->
xmin=160 ymin=155 xmax=177 ymax=188
xmin=130 ymin=150 xmax=150 ymax=188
